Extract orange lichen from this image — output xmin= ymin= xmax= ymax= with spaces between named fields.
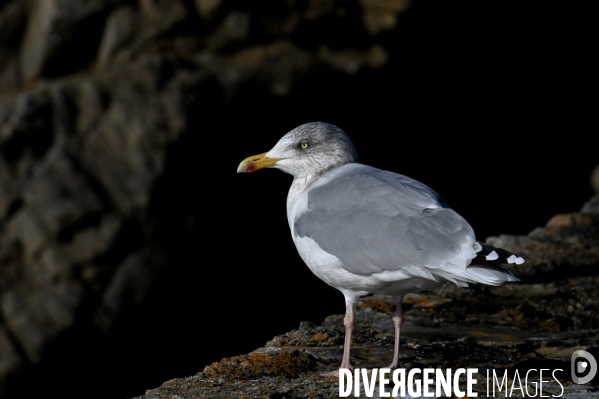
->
xmin=538 ymin=318 xmax=560 ymax=332
xmin=307 ymin=332 xmax=329 ymax=344
xmin=202 ymin=350 xmax=317 ymax=380
xmin=546 ymin=213 xmax=595 ymax=229
xmin=404 ymin=293 xmax=452 ymax=308
xmin=359 ymin=296 xmax=394 ymax=313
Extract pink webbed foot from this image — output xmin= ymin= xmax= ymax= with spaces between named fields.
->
xmin=386 ymin=360 xmax=401 ymax=370
xmin=320 ymin=366 xmax=354 ymax=378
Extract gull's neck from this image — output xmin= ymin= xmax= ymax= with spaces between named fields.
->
xmin=286 ymin=174 xmax=314 ymax=229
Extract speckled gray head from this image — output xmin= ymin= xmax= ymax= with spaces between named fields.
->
xmin=237 ymin=122 xmax=358 ymax=178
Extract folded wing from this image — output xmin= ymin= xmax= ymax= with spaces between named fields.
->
xmin=294 ymin=164 xmax=519 ymax=285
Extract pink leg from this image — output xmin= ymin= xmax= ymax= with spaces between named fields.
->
xmin=320 ymin=305 xmax=356 ymax=377
xmin=387 ymin=297 xmax=404 ymax=369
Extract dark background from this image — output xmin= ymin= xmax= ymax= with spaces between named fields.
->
xmin=140 ymin=0 xmax=597 ymax=397
xmin=178 ymin=0 xmax=596 ymax=395
xmin=0 ymin=0 xmax=596 ymax=398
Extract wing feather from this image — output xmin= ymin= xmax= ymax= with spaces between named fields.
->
xmin=294 ymin=164 xmax=477 ymax=276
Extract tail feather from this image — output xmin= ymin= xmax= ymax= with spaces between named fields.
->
xmin=447 ymin=241 xmax=523 ymax=286
xmin=462 ymin=263 xmax=520 ymax=286
xmin=473 ymin=241 xmax=525 ymax=265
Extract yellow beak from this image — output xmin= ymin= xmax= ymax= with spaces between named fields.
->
xmin=237 ymin=152 xmax=282 ymax=173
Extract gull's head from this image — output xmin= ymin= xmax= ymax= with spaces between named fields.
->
xmin=237 ymin=122 xmax=358 ymax=178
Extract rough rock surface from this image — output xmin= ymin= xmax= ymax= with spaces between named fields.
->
xmin=137 ymin=195 xmax=599 ymax=398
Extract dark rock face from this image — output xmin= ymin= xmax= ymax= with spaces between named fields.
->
xmin=138 ymin=195 xmax=599 ymax=398
xmin=0 ymin=0 xmax=411 ymax=397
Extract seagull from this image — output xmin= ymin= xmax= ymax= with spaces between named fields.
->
xmin=237 ymin=122 xmax=523 ymax=376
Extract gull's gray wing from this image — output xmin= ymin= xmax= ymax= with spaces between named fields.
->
xmin=294 ymin=164 xmax=478 ymax=275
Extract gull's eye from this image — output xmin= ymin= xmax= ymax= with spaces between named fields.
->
xmin=300 ymin=142 xmax=310 ymax=149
